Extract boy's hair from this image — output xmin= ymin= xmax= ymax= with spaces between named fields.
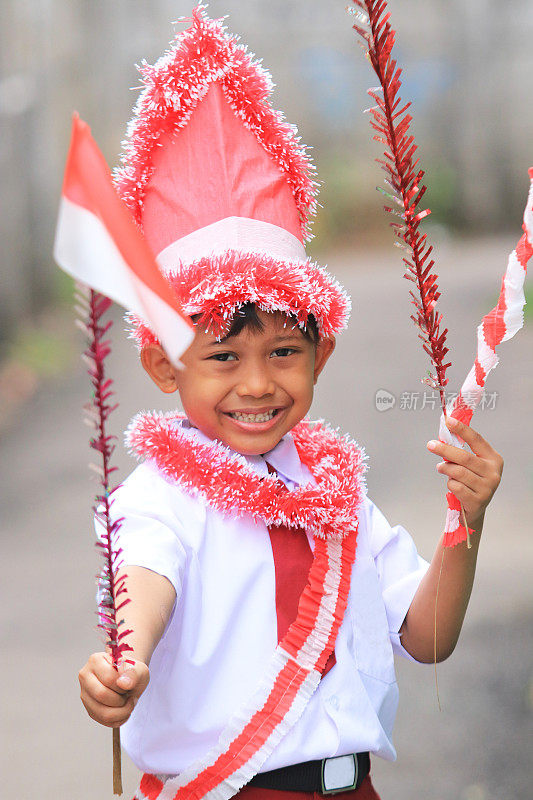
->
xmin=193 ymin=303 xmax=320 ymax=345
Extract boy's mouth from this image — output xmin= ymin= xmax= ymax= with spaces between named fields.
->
xmin=227 ymin=408 xmax=280 ymax=424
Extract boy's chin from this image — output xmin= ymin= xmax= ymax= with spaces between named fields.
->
xmin=218 ymin=431 xmax=285 ymax=456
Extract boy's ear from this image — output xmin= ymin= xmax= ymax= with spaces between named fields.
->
xmin=313 ymin=336 xmax=335 ymax=384
xmin=140 ymin=344 xmax=179 ymax=394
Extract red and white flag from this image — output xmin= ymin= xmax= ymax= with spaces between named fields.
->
xmin=54 ymin=114 xmax=194 ymax=365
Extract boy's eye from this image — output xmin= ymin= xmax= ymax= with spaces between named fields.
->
xmin=271 ymin=347 xmax=296 ymax=358
xmin=209 ymin=352 xmax=237 ymax=362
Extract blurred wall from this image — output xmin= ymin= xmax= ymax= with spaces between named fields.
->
xmin=1 ymin=0 xmax=532 ymax=346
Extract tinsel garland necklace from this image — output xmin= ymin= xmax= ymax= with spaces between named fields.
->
xmin=126 ymin=413 xmax=367 ymax=540
xmin=77 ymin=287 xmax=133 ymax=795
xmin=126 ymin=413 xmax=366 ymax=800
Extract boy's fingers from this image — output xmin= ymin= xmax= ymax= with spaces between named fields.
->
xmin=82 ymin=652 xmax=122 ymax=689
xmin=446 ymin=479 xmax=477 ymax=504
xmin=428 ymin=419 xmax=503 ymax=477
xmin=116 ymin=660 xmax=150 ymax=698
xmin=445 ymin=417 xmax=495 ymax=458
xmin=82 ymin=693 xmax=135 ymax=728
xmin=79 ymin=653 xmax=148 ymax=728
xmin=80 ymin=670 xmax=130 ymax=709
xmin=427 ymin=440 xmax=488 ymax=477
xmin=436 ymin=462 xmax=484 ymax=493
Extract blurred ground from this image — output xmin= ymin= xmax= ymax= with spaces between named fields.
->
xmin=1 ymin=236 xmax=532 ymax=800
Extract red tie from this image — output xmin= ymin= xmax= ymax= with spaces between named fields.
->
xmin=266 ymin=463 xmax=336 ymax=676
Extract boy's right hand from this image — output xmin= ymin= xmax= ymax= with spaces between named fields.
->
xmin=79 ymin=653 xmax=150 ymax=728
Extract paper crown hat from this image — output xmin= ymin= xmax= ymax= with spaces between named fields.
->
xmin=115 ymin=5 xmax=351 ymax=344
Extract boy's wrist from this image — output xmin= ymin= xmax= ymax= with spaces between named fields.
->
xmin=466 ymin=510 xmax=485 ymax=535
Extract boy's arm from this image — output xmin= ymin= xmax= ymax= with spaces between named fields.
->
xmin=399 ymin=417 xmax=503 ymax=663
xmin=79 ymin=565 xmax=176 ymax=727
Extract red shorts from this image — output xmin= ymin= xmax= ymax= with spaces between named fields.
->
xmin=234 ymin=774 xmax=381 ymax=800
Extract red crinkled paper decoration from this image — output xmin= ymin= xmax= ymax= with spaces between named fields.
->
xmin=351 ymin=0 xmax=451 ymax=414
xmin=77 ymin=288 xmax=133 ymax=667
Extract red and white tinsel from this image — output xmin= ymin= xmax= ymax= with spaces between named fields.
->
xmin=127 ymin=249 xmax=351 ymax=347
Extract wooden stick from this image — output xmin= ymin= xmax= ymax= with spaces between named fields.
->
xmin=433 ymin=546 xmax=446 ymax=711
xmin=460 ymin=502 xmax=472 ymax=549
xmin=113 ymin=727 xmax=123 ymax=795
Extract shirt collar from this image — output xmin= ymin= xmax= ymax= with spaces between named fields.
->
xmin=178 ymin=418 xmax=311 ymax=487
xmin=261 ymin=435 xmax=310 ymax=486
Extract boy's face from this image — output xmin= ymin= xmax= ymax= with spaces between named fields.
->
xmin=141 ymin=310 xmax=335 ymax=455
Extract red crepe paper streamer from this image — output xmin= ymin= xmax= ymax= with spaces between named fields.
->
xmin=350 ymin=0 xmax=451 ymax=415
xmin=77 ymin=287 xmax=132 ymax=794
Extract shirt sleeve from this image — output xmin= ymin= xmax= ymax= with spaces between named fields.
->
xmin=95 ymin=462 xmax=188 ymax=598
xmin=366 ymin=498 xmax=430 ymax=661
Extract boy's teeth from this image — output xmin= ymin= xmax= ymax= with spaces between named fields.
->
xmin=230 ymin=410 xmax=276 ymax=423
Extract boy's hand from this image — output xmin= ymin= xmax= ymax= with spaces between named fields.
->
xmin=427 ymin=417 xmax=504 ymax=529
xmin=79 ymin=652 xmax=149 ymax=728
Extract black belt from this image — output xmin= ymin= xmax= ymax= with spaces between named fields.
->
xmin=249 ymin=752 xmax=370 ymax=795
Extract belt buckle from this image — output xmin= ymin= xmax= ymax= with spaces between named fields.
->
xmin=320 ymin=754 xmax=358 ymax=795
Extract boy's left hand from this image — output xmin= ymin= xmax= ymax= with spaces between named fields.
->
xmin=427 ymin=417 xmax=504 ymax=529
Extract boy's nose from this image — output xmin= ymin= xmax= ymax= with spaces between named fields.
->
xmin=235 ymin=364 xmax=275 ymax=398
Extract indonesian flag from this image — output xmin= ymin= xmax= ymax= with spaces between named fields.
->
xmin=54 ymin=114 xmax=194 ymax=366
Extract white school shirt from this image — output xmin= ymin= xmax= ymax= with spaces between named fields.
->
xmin=106 ymin=419 xmax=429 ymax=775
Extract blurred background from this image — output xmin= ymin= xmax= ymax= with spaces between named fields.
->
xmin=1 ymin=1 xmax=532 ymax=799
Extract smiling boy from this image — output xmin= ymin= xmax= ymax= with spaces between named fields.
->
xmin=80 ymin=307 xmax=501 ymax=799
xmin=78 ymin=10 xmax=502 ymax=800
